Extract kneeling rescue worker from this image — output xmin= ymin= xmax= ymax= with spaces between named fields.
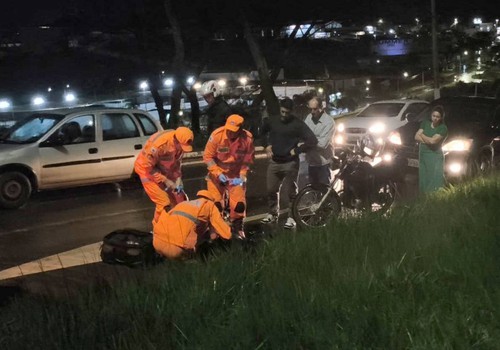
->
xmin=153 ymin=190 xmax=232 ymax=260
xmin=203 ymin=114 xmax=254 ymax=239
xmin=134 ymin=127 xmax=194 ymax=223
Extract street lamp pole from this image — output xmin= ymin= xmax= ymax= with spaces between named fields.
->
xmin=431 ymin=0 xmax=440 ymax=99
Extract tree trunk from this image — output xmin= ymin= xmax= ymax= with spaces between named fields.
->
xmin=241 ymin=14 xmax=279 ymax=117
xmin=164 ymin=0 xmax=185 ymax=128
xmin=183 ymin=85 xmax=200 ymax=133
xmin=148 ymin=75 xmax=168 ymax=129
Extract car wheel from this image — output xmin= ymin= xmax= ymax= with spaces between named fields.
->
xmin=478 ymin=152 xmax=493 ymax=175
xmin=0 ymin=172 xmax=32 ymax=209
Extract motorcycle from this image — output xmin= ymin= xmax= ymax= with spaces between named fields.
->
xmin=292 ymin=135 xmax=399 ymax=228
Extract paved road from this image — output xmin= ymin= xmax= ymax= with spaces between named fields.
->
xmin=0 ymin=158 xmax=271 ymax=270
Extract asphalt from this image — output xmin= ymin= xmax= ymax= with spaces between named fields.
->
xmin=0 ymin=212 xmax=283 ymax=304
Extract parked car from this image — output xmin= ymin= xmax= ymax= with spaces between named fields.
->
xmin=387 ymin=96 xmax=500 ymax=181
xmin=334 ymin=99 xmax=429 ymax=149
xmin=0 ymin=107 xmax=162 ymax=209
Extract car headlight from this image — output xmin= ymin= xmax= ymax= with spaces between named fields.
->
xmin=442 ymin=139 xmax=472 ymax=152
xmin=337 ymin=123 xmax=345 ymax=133
xmin=388 ymin=131 xmax=402 ymax=145
xmin=368 ymin=123 xmax=386 ymax=134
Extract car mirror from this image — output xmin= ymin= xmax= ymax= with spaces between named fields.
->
xmin=404 ymin=112 xmax=417 ymax=122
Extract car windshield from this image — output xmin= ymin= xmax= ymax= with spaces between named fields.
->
xmin=0 ymin=114 xmax=63 ymax=144
xmin=357 ymin=103 xmax=405 ymax=118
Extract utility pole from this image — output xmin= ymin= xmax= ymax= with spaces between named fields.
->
xmin=431 ymin=0 xmax=440 ymax=99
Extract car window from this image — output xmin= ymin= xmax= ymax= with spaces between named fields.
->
xmin=405 ymin=103 xmax=428 ymax=116
xmin=101 ymin=113 xmax=140 ymax=141
xmin=2 ymin=114 xmax=63 ymax=144
xmin=54 ymin=115 xmax=95 ymax=145
xmin=357 ymin=103 xmax=405 ymax=118
xmin=134 ymin=113 xmax=158 ymax=136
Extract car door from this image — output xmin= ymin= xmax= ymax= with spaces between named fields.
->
xmin=97 ymin=111 xmax=147 ymax=181
xmin=38 ymin=114 xmax=102 ymax=188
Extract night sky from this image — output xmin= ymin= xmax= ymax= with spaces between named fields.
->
xmin=0 ymin=0 xmax=498 ymax=28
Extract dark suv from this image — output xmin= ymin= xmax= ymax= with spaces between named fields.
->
xmin=387 ymin=96 xmax=500 ymax=181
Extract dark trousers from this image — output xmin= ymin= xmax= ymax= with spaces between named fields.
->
xmin=308 ymin=164 xmax=331 ymax=188
xmin=266 ymin=159 xmax=300 ymax=215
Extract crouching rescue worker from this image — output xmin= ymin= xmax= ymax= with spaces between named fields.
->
xmin=134 ymin=127 xmax=194 ymax=223
xmin=153 ymin=190 xmax=232 ymax=260
xmin=203 ymin=114 xmax=254 ymax=239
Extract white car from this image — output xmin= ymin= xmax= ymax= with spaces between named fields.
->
xmin=0 ymin=107 xmax=162 ymax=209
xmin=334 ymin=99 xmax=429 ymax=148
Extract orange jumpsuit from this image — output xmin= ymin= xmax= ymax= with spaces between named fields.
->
xmin=153 ymin=197 xmax=231 ymax=259
xmin=134 ymin=130 xmax=186 ymax=222
xmin=203 ymin=127 xmax=254 ymax=221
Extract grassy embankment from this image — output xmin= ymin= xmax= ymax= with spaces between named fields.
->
xmin=2 ymin=176 xmax=500 ymax=349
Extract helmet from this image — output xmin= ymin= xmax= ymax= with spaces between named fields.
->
xmin=174 ymin=127 xmax=194 ymax=152
xmin=197 ymin=190 xmax=216 ymax=201
xmin=200 ymin=80 xmax=222 ymax=98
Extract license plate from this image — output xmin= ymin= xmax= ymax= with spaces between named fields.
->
xmin=408 ymin=158 xmax=419 ymax=168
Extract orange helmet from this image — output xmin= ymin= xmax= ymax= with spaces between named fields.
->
xmin=174 ymin=127 xmax=194 ymax=152
xmin=196 ymin=190 xmax=216 ymax=201
xmin=225 ymin=114 xmax=244 ymax=132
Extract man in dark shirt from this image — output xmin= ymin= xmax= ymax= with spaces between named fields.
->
xmin=201 ymin=80 xmax=233 ymax=134
xmin=260 ymin=97 xmax=318 ymax=229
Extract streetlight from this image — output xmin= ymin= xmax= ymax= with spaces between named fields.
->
xmin=139 ymin=81 xmax=148 ymax=110
xmin=164 ymin=78 xmax=173 ymax=87
xmin=0 ymin=100 xmax=11 ymax=109
xmin=32 ymin=96 xmax=45 ymax=106
xmin=64 ymin=92 xmax=76 ymax=103
xmin=239 ymin=76 xmax=248 ymax=88
xmin=186 ymin=76 xmax=195 ymax=85
xmin=217 ymin=79 xmax=226 ymax=87
xmin=403 ymin=71 xmax=409 ymax=78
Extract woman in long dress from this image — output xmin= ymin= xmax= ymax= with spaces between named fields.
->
xmin=415 ymin=106 xmax=448 ymax=193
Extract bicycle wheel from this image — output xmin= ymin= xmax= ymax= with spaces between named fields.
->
xmin=292 ymin=184 xmax=342 ymax=228
xmin=370 ymin=180 xmax=396 ymax=214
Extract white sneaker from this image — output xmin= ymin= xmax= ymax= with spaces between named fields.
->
xmin=283 ymin=217 xmax=296 ymax=229
xmin=260 ymin=213 xmax=277 ymax=224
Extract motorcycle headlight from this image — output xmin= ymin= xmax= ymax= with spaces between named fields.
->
xmin=388 ymin=131 xmax=402 ymax=145
xmin=337 ymin=123 xmax=345 ymax=133
xmin=368 ymin=123 xmax=386 ymax=134
xmin=442 ymin=139 xmax=472 ymax=152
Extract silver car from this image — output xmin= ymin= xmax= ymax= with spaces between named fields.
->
xmin=0 ymin=107 xmax=162 ymax=209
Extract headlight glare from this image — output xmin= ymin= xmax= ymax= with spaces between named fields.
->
xmin=442 ymin=139 xmax=472 ymax=152
xmin=368 ymin=123 xmax=386 ymax=134
xmin=388 ymin=132 xmax=402 ymax=145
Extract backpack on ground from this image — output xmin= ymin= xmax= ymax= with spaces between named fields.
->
xmin=100 ymin=229 xmax=162 ymax=267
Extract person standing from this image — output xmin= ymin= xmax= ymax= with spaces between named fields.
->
xmin=303 ymin=97 xmax=335 ymax=188
xmin=200 ymin=80 xmax=233 ymax=134
xmin=153 ymin=190 xmax=232 ymax=260
xmin=203 ymin=114 xmax=254 ymax=239
xmin=134 ymin=127 xmax=194 ymax=223
xmin=415 ymin=105 xmax=448 ymax=193
xmin=260 ymin=97 xmax=318 ymax=229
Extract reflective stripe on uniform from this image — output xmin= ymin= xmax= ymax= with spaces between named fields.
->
xmin=171 ymin=210 xmax=201 ymax=225
xmin=206 ymin=160 xmax=217 ymax=167
xmin=140 ymin=177 xmax=153 ymax=183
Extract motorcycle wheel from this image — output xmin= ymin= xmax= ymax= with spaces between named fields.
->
xmin=292 ymin=184 xmax=342 ymax=228
xmin=370 ymin=180 xmax=397 ymax=214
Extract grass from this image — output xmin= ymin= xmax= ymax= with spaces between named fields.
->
xmin=2 ymin=176 xmax=500 ymax=349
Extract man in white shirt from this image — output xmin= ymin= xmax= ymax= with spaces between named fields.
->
xmin=304 ymin=97 xmax=335 ymax=187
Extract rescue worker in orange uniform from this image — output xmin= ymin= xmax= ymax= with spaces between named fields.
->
xmin=153 ymin=189 xmax=232 ymax=260
xmin=203 ymin=114 xmax=254 ymax=239
xmin=134 ymin=127 xmax=194 ymax=223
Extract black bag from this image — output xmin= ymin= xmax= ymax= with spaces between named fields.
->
xmin=100 ymin=229 xmax=162 ymax=267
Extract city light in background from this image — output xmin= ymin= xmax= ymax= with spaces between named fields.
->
xmin=0 ymin=100 xmax=11 ymax=109
xmin=32 ymin=96 xmax=45 ymax=106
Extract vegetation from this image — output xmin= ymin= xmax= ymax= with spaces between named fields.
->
xmin=2 ymin=176 xmax=500 ymax=349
